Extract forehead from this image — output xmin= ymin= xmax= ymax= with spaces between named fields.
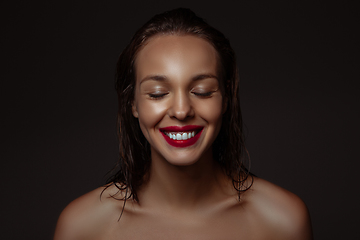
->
xmin=134 ymin=35 xmax=219 ymax=81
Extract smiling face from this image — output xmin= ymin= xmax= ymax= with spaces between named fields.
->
xmin=132 ymin=35 xmax=225 ymax=166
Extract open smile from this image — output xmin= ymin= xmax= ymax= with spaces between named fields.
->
xmin=159 ymin=125 xmax=204 ymax=148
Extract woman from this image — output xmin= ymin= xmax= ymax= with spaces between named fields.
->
xmin=54 ymin=8 xmax=312 ymax=240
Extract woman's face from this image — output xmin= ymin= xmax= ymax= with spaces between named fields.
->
xmin=132 ymin=35 xmax=225 ymax=166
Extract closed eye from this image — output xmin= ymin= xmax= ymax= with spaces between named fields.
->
xmin=148 ymin=93 xmax=168 ymax=99
xmin=193 ymin=91 xmax=214 ymax=97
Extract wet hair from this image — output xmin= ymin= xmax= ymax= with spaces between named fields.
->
xmin=106 ymin=8 xmax=252 ymax=204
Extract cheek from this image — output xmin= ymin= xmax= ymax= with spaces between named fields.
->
xmin=136 ymin=98 xmax=168 ymax=134
xmin=196 ymin=97 xmax=224 ymax=124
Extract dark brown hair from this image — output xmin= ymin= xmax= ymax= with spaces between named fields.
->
xmin=107 ymin=8 xmax=251 ymax=203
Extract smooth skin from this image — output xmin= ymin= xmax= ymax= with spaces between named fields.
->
xmin=54 ymin=35 xmax=313 ymax=240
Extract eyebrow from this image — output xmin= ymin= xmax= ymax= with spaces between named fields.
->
xmin=140 ymin=75 xmax=167 ymax=85
xmin=192 ymin=74 xmax=218 ymax=81
xmin=140 ymin=73 xmax=218 ymax=85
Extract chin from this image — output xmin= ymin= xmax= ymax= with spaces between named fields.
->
xmin=166 ymin=157 xmax=201 ymax=167
xmin=155 ymin=145 xmax=213 ymax=167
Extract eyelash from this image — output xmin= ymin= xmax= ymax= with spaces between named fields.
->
xmin=148 ymin=93 xmax=168 ymax=99
xmin=148 ymin=91 xmax=214 ymax=99
xmin=193 ymin=91 xmax=214 ymax=97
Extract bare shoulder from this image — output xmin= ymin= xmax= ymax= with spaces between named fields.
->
xmin=243 ymin=177 xmax=313 ymax=240
xmin=53 ymin=185 xmax=124 ymax=240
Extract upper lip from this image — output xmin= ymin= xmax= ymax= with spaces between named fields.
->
xmin=159 ymin=125 xmax=203 ymax=132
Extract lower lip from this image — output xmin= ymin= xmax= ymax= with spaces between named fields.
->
xmin=160 ymin=129 xmax=203 ymax=148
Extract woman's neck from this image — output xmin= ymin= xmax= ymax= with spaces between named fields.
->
xmin=138 ymin=149 xmax=233 ymax=212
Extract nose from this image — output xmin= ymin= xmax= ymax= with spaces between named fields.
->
xmin=168 ymin=91 xmax=194 ymax=121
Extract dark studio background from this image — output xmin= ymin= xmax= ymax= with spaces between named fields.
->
xmin=1 ymin=0 xmax=359 ymax=239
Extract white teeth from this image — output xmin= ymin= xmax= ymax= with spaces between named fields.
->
xmin=165 ymin=131 xmax=196 ymax=140
xmin=182 ymin=132 xmax=188 ymax=140
xmin=176 ymin=133 xmax=182 ymax=140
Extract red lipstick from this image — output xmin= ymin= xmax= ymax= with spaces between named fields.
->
xmin=159 ymin=125 xmax=203 ymax=148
